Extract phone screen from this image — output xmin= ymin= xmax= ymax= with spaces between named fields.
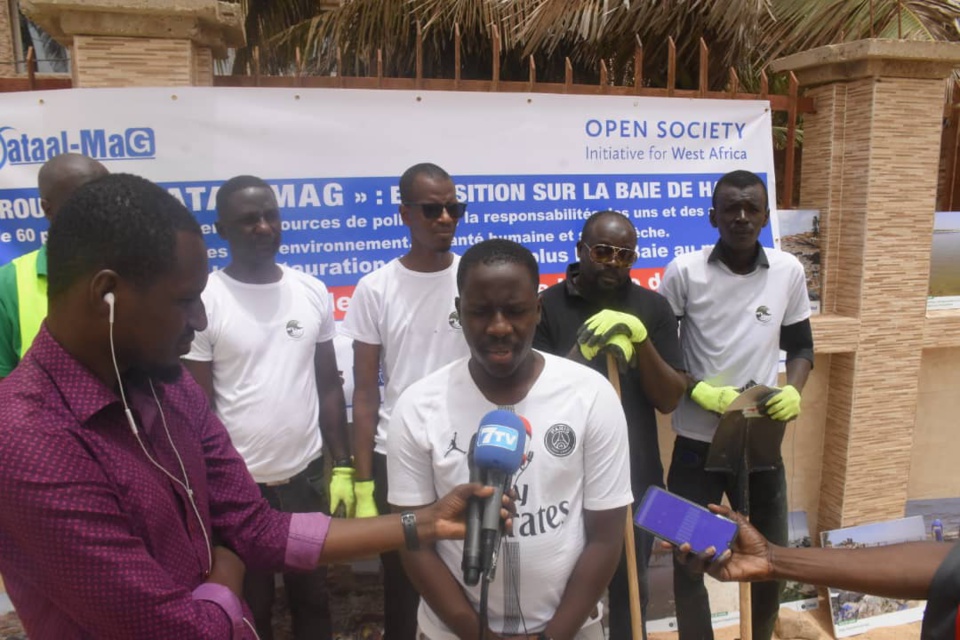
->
xmin=634 ymin=486 xmax=738 ymax=556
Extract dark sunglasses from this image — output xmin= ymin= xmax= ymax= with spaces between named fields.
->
xmin=585 ymin=243 xmax=638 ymax=268
xmin=404 ymin=202 xmax=468 ymax=220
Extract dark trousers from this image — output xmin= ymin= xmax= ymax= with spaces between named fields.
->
xmin=374 ymin=451 xmax=420 ymax=640
xmin=608 ymin=518 xmax=654 ymax=640
xmin=245 ymin=456 xmax=332 ymax=640
xmin=666 ymin=436 xmax=787 ymax=640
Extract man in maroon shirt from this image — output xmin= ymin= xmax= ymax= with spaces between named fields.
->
xmin=0 ymin=173 xmax=493 ymax=639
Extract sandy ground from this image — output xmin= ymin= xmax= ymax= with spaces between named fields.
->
xmin=648 ymin=598 xmax=922 ymax=640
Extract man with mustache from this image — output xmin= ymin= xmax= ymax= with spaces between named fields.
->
xmin=659 ymin=169 xmax=814 ymax=640
xmin=534 ymin=210 xmax=687 ymax=640
xmin=184 ymin=175 xmax=351 ymax=640
xmin=0 ymin=173 xmax=495 ymax=639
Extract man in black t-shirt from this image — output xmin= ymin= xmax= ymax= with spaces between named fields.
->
xmin=533 ymin=210 xmax=687 ymax=639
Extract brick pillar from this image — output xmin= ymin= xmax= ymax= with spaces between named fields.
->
xmin=19 ymin=0 xmax=244 ymax=87
xmin=771 ymin=40 xmax=960 ymax=531
xmin=0 ymin=0 xmax=17 ymax=76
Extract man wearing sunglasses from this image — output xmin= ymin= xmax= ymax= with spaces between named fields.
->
xmin=658 ymin=170 xmax=813 ymax=640
xmin=340 ymin=162 xmax=472 ymax=640
xmin=533 ymin=210 xmax=687 ymax=640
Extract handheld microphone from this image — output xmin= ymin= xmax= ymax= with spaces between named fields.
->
xmin=462 ymin=433 xmax=483 ymax=586
xmin=474 ymin=409 xmax=526 ymax=580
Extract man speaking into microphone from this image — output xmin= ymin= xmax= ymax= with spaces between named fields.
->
xmin=388 ymin=239 xmax=633 ymax=640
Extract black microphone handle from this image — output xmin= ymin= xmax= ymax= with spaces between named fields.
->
xmin=479 ymin=469 xmax=512 ymax=575
xmin=462 ymin=435 xmax=483 ymax=586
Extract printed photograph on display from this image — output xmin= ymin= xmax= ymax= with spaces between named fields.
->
xmin=773 ymin=209 xmax=821 ymax=314
xmin=905 ymin=497 xmax=960 ymax=543
xmin=928 ymin=211 xmax=960 ymax=311
xmin=780 ymin=511 xmax=818 ymax=612
xmin=820 ymin=516 xmax=927 ymax=638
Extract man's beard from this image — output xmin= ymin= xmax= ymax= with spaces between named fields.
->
xmin=126 ymin=363 xmax=184 ymax=385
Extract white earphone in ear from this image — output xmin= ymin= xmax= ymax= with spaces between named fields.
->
xmin=104 ymin=292 xmax=115 ymax=324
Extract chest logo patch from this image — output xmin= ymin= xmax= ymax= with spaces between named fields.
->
xmin=286 ymin=320 xmax=305 ymax=339
xmin=448 ymin=310 xmax=462 ymax=330
xmin=544 ymin=423 xmax=576 ymax=457
xmin=755 ymin=305 xmax=773 ymax=324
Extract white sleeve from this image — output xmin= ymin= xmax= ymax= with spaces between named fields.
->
xmin=582 ymin=376 xmax=633 ymax=511
xmin=386 ymin=389 xmax=437 ymax=507
xmin=658 ymin=259 xmax=686 ymax=318
xmin=309 ymin=278 xmax=337 ymax=344
xmin=783 ymin=259 xmax=812 ymax=326
xmin=339 ymin=277 xmax=383 ymax=345
xmin=184 ymin=288 xmax=216 ymax=362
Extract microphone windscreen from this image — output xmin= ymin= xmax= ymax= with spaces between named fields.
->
xmin=474 ymin=410 xmax=526 ymax=474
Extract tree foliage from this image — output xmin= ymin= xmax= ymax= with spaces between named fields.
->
xmin=234 ymin=0 xmax=960 ymax=89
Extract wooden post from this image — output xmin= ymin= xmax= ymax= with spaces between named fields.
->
xmin=667 ymin=37 xmax=676 ymax=97
xmin=698 ymin=38 xmax=708 ymax=97
xmin=782 ymin=71 xmax=799 ymax=208
xmin=633 ymin=37 xmax=643 ymax=92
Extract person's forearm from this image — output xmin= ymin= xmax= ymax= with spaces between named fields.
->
xmin=318 ymin=385 xmax=350 ymax=462
xmin=352 ymin=388 xmax=379 ymax=480
xmin=546 ymin=536 xmax=623 ymax=638
xmin=634 ymin=340 xmax=686 ymax=413
xmin=402 ymin=546 xmax=484 ymax=640
xmin=784 ymin=356 xmax=812 ymax=393
xmin=319 ymin=510 xmax=434 ymax=564
xmin=769 ymin=541 xmax=950 ymax=600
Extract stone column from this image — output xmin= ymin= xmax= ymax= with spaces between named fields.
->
xmin=0 ymin=0 xmax=17 ymax=76
xmin=19 ymin=0 xmax=244 ymax=87
xmin=771 ymin=40 xmax=960 ymax=531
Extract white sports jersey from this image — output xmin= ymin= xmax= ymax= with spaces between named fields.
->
xmin=387 ymin=352 xmax=633 ymax=637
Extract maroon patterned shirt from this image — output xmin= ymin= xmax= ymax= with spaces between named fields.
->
xmin=0 ymin=326 xmax=330 ymax=638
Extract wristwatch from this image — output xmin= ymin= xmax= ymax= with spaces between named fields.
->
xmin=400 ymin=511 xmax=419 ymax=551
xmin=333 ymin=456 xmax=353 ymax=468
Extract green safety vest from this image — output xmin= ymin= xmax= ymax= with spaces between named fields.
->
xmin=11 ymin=249 xmax=47 ymax=357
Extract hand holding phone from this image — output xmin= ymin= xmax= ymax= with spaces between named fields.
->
xmin=634 ymin=486 xmax=738 ymax=557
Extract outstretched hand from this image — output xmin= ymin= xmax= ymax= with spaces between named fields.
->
xmin=425 ymin=483 xmax=516 ymax=542
xmin=670 ymin=504 xmax=775 ymax=583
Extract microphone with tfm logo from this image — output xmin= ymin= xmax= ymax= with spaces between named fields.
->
xmin=474 ymin=410 xmax=526 ymax=580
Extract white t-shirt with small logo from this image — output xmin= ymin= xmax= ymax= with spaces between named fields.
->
xmin=659 ymin=246 xmax=811 ymax=442
xmin=185 ymin=266 xmax=336 ymax=483
xmin=387 ymin=352 xmax=633 ymax=637
xmin=339 ymin=256 xmax=470 ymax=454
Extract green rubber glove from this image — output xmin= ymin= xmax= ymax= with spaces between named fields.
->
xmin=578 ymin=334 xmax=636 ymax=372
xmin=354 ymin=480 xmax=379 ymax=518
xmin=576 ymin=310 xmax=649 ymax=347
xmin=329 ymin=467 xmax=356 ymax=518
xmin=690 ymin=381 xmax=741 ymax=415
xmin=764 ymin=384 xmax=801 ymax=422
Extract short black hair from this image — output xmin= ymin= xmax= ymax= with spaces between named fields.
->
xmin=399 ymin=163 xmax=452 ymax=203
xmin=47 ymin=173 xmax=202 ymax=298
xmin=216 ymin=175 xmax=272 ymax=218
xmin=580 ymin=210 xmax=634 ymax=244
xmin=457 ymin=238 xmax=539 ymax=293
xmin=712 ymin=170 xmax=769 ymax=210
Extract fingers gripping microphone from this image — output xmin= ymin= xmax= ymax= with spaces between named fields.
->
xmin=474 ymin=410 xmax=526 ymax=581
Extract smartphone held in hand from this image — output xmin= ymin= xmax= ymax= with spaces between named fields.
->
xmin=634 ymin=486 xmax=738 ymax=557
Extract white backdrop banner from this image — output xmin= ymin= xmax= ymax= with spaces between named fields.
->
xmin=0 ymin=87 xmax=778 ymax=317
